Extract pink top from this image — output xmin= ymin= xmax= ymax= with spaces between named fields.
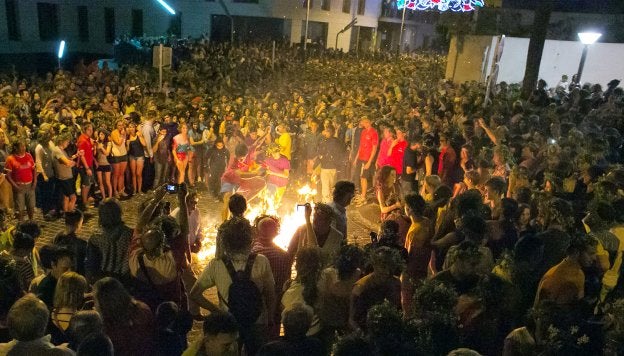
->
xmin=265 ymin=155 xmax=290 ymax=187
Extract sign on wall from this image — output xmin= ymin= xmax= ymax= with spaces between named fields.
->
xmin=397 ymin=0 xmax=485 ymax=12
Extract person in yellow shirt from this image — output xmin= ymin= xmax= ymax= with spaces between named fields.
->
xmin=402 ymin=193 xmax=432 ymax=317
xmin=275 ymin=122 xmax=291 ymax=160
xmin=534 ymin=236 xmax=597 ymax=307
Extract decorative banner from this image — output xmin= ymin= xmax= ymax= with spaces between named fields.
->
xmin=397 ymin=0 xmax=485 ymax=12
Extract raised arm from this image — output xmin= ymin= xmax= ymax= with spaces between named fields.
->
xmin=478 ymin=118 xmax=499 ymax=146
xmin=136 ymin=184 xmax=167 ymax=235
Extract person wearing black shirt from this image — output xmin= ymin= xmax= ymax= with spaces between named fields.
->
xmin=401 ymin=140 xmax=420 ymax=195
xmin=35 ymin=248 xmax=74 ymax=309
xmin=258 ymin=303 xmax=323 ymax=356
xmin=319 ymin=125 xmax=347 ymax=203
xmin=53 ymin=210 xmax=87 ymax=275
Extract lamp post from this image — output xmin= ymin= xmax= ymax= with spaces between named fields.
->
xmin=155 ymin=0 xmax=176 ymax=15
xmin=575 ymin=32 xmax=601 ymax=85
xmin=398 ymin=5 xmax=406 ymax=54
xmin=304 ymin=0 xmax=311 ymax=51
xmin=57 ymin=40 xmax=66 ymax=69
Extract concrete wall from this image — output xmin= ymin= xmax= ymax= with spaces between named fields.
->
xmin=446 ymin=35 xmax=624 ymax=87
xmin=445 ymin=35 xmax=494 ymax=83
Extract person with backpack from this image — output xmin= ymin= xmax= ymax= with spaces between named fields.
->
xmin=190 ymin=216 xmax=276 ymax=356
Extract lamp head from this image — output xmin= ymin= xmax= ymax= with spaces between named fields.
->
xmin=156 ymin=0 xmax=176 ymax=15
xmin=58 ymin=41 xmax=66 ymax=59
xmin=578 ymin=32 xmax=601 ymax=45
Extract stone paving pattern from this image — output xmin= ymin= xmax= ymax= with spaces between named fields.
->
xmin=32 ymin=187 xmax=381 ymax=343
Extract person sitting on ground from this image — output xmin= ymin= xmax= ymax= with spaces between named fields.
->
xmin=48 ymin=271 xmax=88 ymax=345
xmin=182 ymin=312 xmax=239 ymax=356
xmin=93 ymin=277 xmax=155 ymax=355
xmin=29 ymin=244 xmax=56 ymax=292
xmin=85 ymin=198 xmax=133 ymax=284
xmin=53 ymin=209 xmax=87 ymax=275
xmin=0 ymin=231 xmax=36 ymax=292
xmin=258 ymin=303 xmax=324 ymax=356
xmin=34 ymin=247 xmax=74 ymax=309
xmin=155 ymin=301 xmax=193 ymax=356
xmin=0 ymin=294 xmax=73 ymax=355
xmin=76 ymin=332 xmax=114 ymax=356
xmin=16 ymin=220 xmax=43 ymax=274
xmin=0 ymin=255 xmax=23 ymax=343
xmin=66 ymin=310 xmax=104 ymax=351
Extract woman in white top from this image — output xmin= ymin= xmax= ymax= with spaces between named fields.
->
xmin=34 ymin=131 xmax=56 ymax=218
xmin=110 ymin=119 xmax=128 ymax=198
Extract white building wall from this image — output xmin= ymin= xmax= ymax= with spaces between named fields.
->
xmin=448 ymin=35 xmax=624 ymax=88
xmin=0 ymin=0 xmax=406 ymax=55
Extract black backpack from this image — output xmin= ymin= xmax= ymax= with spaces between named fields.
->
xmin=219 ymin=254 xmax=263 ymax=326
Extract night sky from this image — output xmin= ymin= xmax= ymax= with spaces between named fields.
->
xmin=502 ymin=0 xmax=624 ymax=13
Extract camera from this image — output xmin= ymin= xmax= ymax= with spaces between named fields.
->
xmin=296 ymin=204 xmax=306 ymax=214
xmin=166 ymin=184 xmax=179 ymax=194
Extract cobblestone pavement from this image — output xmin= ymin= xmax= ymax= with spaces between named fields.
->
xmin=32 ymin=187 xmax=381 ymax=344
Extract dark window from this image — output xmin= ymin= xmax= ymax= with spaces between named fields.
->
xmin=131 ymin=9 xmax=143 ymax=37
xmin=37 ymin=2 xmax=59 ymax=41
xmin=77 ymin=6 xmax=89 ymax=42
xmin=104 ymin=7 xmax=115 ymax=43
xmin=5 ymin=0 xmax=20 ymax=41
xmin=321 ymin=0 xmax=330 ymax=10
xmin=167 ymin=13 xmax=182 ymax=37
xmin=342 ymin=0 xmax=351 ymax=13
xmin=357 ymin=0 xmax=365 ymax=14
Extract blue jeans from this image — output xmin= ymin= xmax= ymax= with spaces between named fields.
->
xmin=154 ymin=160 xmax=170 ymax=187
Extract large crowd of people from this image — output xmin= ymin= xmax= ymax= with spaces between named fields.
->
xmin=0 ymin=37 xmax=623 ymax=356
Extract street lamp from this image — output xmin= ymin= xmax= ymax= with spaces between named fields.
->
xmin=575 ymin=32 xmax=601 ymax=85
xmin=57 ymin=40 xmax=66 ymax=69
xmin=155 ymin=0 xmax=176 ymax=15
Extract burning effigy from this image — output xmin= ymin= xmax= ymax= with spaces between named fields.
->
xmin=195 ymin=184 xmax=317 ymax=264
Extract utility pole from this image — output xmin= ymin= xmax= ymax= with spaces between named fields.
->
xmin=304 ymin=0 xmax=311 ymax=50
xmin=398 ymin=5 xmax=406 ymax=54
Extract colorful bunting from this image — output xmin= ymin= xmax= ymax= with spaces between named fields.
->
xmin=397 ymin=0 xmax=485 ymax=12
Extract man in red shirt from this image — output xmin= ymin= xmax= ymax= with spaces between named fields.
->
xmin=389 ymin=126 xmax=408 ymax=174
xmin=354 ymin=116 xmax=378 ymax=205
xmin=375 ymin=125 xmax=393 ymax=169
xmin=5 ymin=140 xmax=36 ymax=220
xmin=76 ymin=123 xmax=95 ymax=210
xmin=438 ymin=133 xmax=457 ymax=187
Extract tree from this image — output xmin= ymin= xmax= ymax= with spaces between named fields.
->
xmin=520 ymin=0 xmax=554 ymax=99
